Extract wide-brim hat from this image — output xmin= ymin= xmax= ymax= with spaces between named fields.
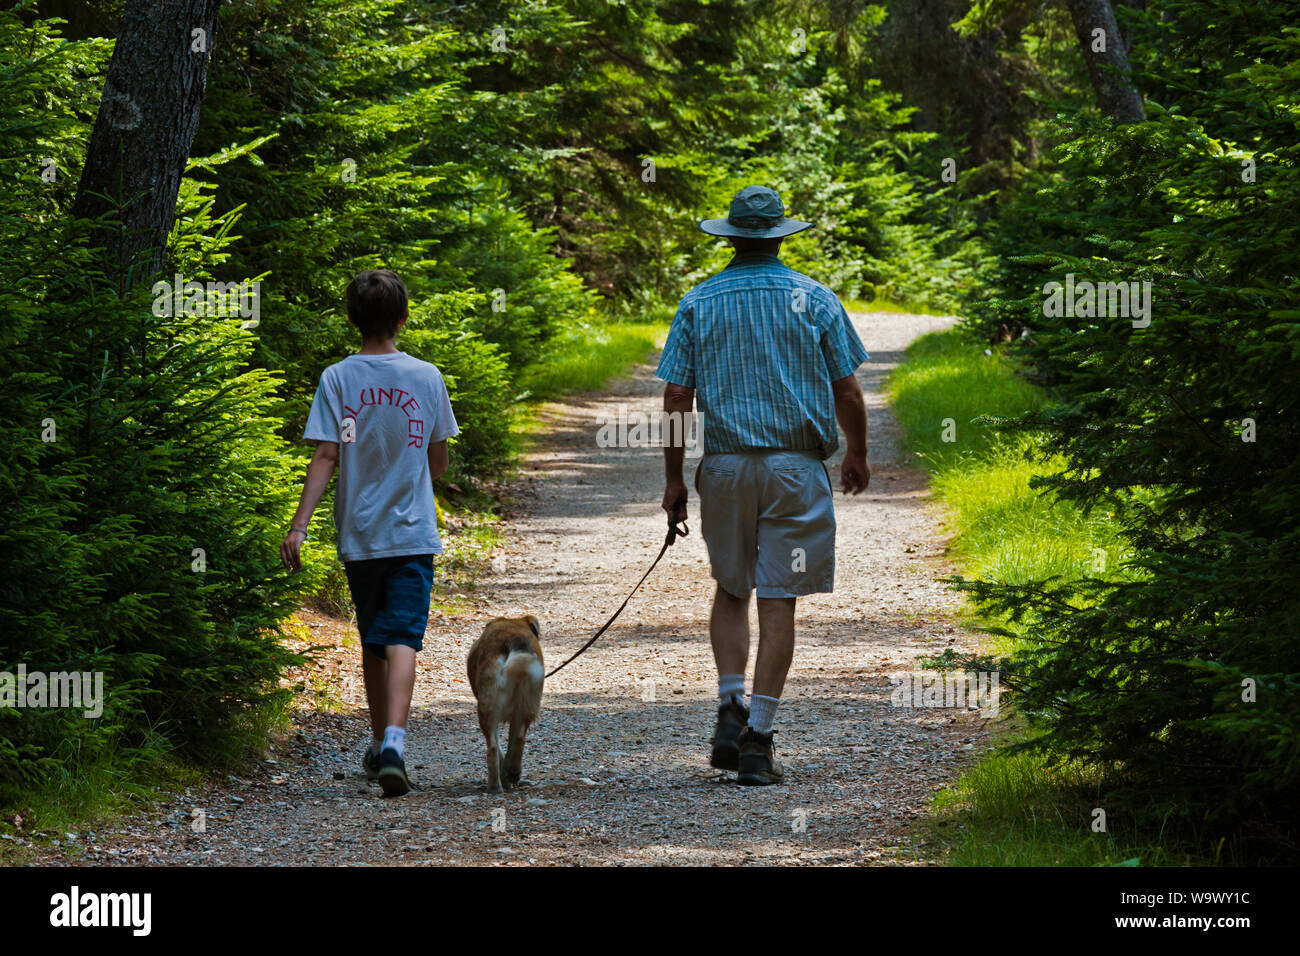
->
xmin=699 ymin=184 xmax=814 ymax=238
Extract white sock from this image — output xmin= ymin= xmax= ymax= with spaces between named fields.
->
xmin=748 ymin=694 xmax=780 ymax=734
xmin=718 ymin=673 xmax=746 ymax=708
xmin=382 ymin=724 xmax=405 ymax=756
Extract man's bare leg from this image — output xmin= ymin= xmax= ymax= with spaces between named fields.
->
xmin=735 ymin=596 xmax=795 ymax=784
xmin=708 ymin=585 xmax=751 ymax=769
xmin=710 ymin=584 xmax=750 ymax=677
xmin=753 ymin=597 xmax=796 ymax=699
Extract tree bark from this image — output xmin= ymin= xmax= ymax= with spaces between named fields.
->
xmin=72 ymin=0 xmax=222 ymax=287
xmin=1063 ymin=0 xmax=1145 ymax=123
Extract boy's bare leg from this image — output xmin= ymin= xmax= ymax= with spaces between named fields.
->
xmin=361 ymin=646 xmax=388 ymax=741
xmin=383 ymin=644 xmax=417 ymax=729
xmin=710 ymin=585 xmax=750 ymax=677
xmin=753 ymin=597 xmax=795 ymax=698
xmin=365 ymin=643 xmax=417 ymax=796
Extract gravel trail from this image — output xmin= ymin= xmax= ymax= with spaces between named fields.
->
xmin=32 ymin=311 xmax=992 ymax=867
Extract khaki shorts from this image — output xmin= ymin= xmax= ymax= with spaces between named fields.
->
xmin=694 ymin=449 xmax=836 ymax=599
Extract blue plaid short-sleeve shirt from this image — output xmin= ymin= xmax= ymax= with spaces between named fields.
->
xmin=656 ymin=251 xmax=869 ymax=459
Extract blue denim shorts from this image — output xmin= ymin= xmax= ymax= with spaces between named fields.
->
xmin=343 ymin=553 xmax=434 ymax=658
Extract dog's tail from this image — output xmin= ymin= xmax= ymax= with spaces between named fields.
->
xmin=502 ymin=641 xmax=543 ymax=722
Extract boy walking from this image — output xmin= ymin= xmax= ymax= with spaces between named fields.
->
xmin=281 ymin=269 xmax=458 ymax=797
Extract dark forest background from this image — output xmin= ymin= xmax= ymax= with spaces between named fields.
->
xmin=1 ymin=0 xmax=1295 ymax=862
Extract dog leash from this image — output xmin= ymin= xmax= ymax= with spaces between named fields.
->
xmin=544 ymin=517 xmax=689 ymax=679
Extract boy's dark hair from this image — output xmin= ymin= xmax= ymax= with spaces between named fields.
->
xmin=346 ymin=269 xmax=408 ymax=339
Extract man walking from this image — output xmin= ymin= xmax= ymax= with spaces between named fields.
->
xmin=657 ymin=185 xmax=871 ymax=786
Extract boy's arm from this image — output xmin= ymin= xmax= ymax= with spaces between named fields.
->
xmin=427 ymin=439 xmax=449 ymax=480
xmin=281 ymin=441 xmax=340 ymax=571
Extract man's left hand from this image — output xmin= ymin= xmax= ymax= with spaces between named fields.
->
xmin=841 ymin=452 xmax=871 ymax=495
xmin=662 ymin=480 xmax=688 ymax=526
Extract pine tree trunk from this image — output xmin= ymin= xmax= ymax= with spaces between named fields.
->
xmin=1064 ymin=0 xmax=1145 ymax=123
xmin=72 ymin=0 xmax=222 ymax=287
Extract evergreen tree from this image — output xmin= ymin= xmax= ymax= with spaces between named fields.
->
xmin=955 ymin=0 xmax=1300 ymax=854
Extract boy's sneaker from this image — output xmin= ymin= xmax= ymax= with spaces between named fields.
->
xmin=737 ymin=726 xmax=784 ymax=786
xmin=377 ymin=748 xmax=412 ymax=797
xmin=362 ymin=742 xmax=381 ymax=781
xmin=710 ymin=696 xmax=749 ymax=771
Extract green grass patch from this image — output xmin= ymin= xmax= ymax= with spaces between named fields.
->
xmin=430 ymin=507 xmax=503 ymax=612
xmin=889 ymin=330 xmax=1128 ymax=614
xmin=518 ymin=313 xmax=670 ymax=403
xmin=927 ymin=727 xmax=1196 ymax=866
xmin=889 ymin=328 xmax=1171 ymax=865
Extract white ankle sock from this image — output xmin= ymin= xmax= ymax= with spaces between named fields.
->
xmin=748 ymin=694 xmax=780 ymax=734
xmin=382 ymin=725 xmax=405 ymax=756
xmin=718 ymin=673 xmax=746 ymax=708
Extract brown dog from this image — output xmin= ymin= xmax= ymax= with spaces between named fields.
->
xmin=466 ymin=615 xmax=544 ymax=793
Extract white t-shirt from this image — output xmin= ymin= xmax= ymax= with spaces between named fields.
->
xmin=303 ymin=351 xmax=459 ymax=562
